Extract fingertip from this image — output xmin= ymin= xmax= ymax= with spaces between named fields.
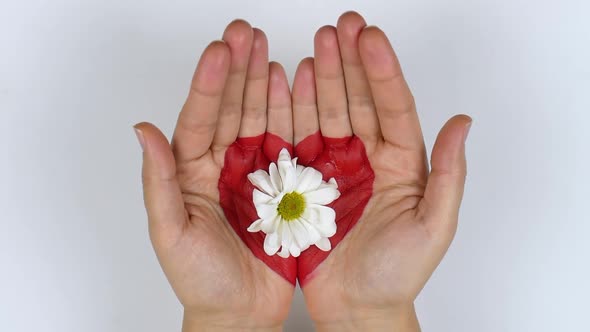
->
xmin=133 ymin=122 xmax=147 ymax=151
xmin=197 ymin=40 xmax=231 ymax=79
xmin=431 ymin=115 xmax=472 ymax=174
xmin=136 ymin=122 xmax=185 ymax=247
xmin=441 ymin=114 xmax=473 ymax=143
xmin=421 ymin=114 xmax=472 ymax=234
xmin=337 ymin=11 xmax=367 ymax=41
xmin=252 ymin=28 xmax=268 ymax=52
xmin=207 ymin=40 xmax=231 ymax=57
xmin=268 ymin=62 xmax=292 ymax=107
xmin=448 ymin=114 xmax=473 ymax=126
xmin=223 ymin=19 xmax=253 ymax=43
xmin=135 ymin=122 xmax=176 ymax=181
xmin=269 ymin=61 xmax=288 ymax=89
xmin=222 ymin=19 xmax=254 ymax=67
xmin=293 ymin=57 xmax=319 ymax=146
xmin=267 ymin=61 xmax=293 ymax=143
xmin=246 ymin=28 xmax=269 ymax=78
xmin=359 ymin=26 xmax=390 ymax=60
xmin=134 ymin=122 xmax=168 ymax=148
xmin=293 ymin=57 xmax=316 ymax=100
xmin=314 ymin=25 xmax=338 ymax=49
xmin=297 ymin=57 xmax=315 ymax=73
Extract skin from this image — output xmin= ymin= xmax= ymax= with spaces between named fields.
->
xmin=292 ymin=12 xmax=471 ymax=331
xmin=135 ymin=12 xmax=471 ymax=332
xmin=134 ymin=21 xmax=296 ymax=331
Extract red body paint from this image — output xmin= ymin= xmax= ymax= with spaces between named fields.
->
xmin=218 ymin=133 xmax=297 ymax=285
xmin=295 ymin=132 xmax=375 ymax=285
xmin=219 ymin=132 xmax=374 ymax=286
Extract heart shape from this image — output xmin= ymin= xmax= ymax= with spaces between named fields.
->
xmin=218 ymin=132 xmax=374 ymax=285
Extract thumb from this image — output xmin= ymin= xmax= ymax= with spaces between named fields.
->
xmin=134 ymin=122 xmax=186 ymax=247
xmin=420 ymin=114 xmax=472 ymax=234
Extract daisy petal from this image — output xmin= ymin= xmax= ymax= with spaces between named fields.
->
xmin=253 ymin=189 xmax=273 ymax=206
xmin=280 ymin=221 xmax=292 ymax=248
xmin=289 ymin=220 xmax=310 ymax=251
xmin=260 ymin=215 xmax=280 ymax=234
xmin=303 ymin=204 xmax=337 ymax=237
xmin=277 ymin=246 xmax=290 ymax=258
xmin=255 ymin=202 xmax=278 ymax=220
xmin=247 ymin=218 xmax=264 ymax=232
xmin=300 ymin=218 xmax=322 ymax=244
xmin=248 ymin=170 xmax=277 ymax=196
xmin=296 ymin=165 xmax=305 ymax=177
xmin=289 ymin=242 xmax=301 ymax=257
xmin=264 ymin=232 xmax=281 ymax=256
xmin=278 ymin=148 xmax=291 ymax=161
xmin=296 ymin=167 xmax=324 ymax=193
xmin=303 ymin=186 xmax=341 ymax=205
xmin=278 ymin=155 xmax=296 ymax=193
xmin=269 ymin=162 xmax=282 ymax=193
xmin=315 ymin=237 xmax=332 ymax=251
xmin=324 ymin=177 xmax=338 ymax=189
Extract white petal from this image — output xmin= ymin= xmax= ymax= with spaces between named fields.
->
xmin=291 ymin=156 xmax=298 ymax=169
xmin=296 ymin=165 xmax=305 ymax=177
xmin=325 ymin=177 xmax=338 ymax=188
xmin=315 ymin=237 xmax=332 ymax=251
xmin=289 ymin=242 xmax=301 ymax=257
xmin=280 ymin=221 xmax=292 ymax=250
xmin=247 ymin=218 xmax=264 ymax=232
xmin=253 ymin=189 xmax=273 ymax=205
xmin=303 ymin=204 xmax=337 ymax=237
xmin=268 ymin=192 xmax=284 ymax=205
xmin=264 ymin=232 xmax=280 ymax=256
xmin=248 ymin=170 xmax=277 ymax=196
xmin=269 ymin=162 xmax=282 ymax=193
xmin=255 ymin=202 xmax=278 ymax=220
xmin=278 ymin=156 xmax=296 ymax=193
xmin=296 ymin=167 xmax=323 ymax=193
xmin=278 ymin=148 xmax=292 ymax=161
xmin=299 ymin=218 xmax=322 ymax=244
xmin=284 ymin=169 xmax=297 ymax=193
xmin=260 ymin=214 xmax=280 ymax=234
xmin=277 ymin=246 xmax=290 ymax=258
xmin=289 ymin=219 xmax=310 ymax=250
xmin=303 ymin=186 xmax=341 ymax=205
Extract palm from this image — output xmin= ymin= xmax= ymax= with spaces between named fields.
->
xmin=292 ymin=12 xmax=470 ymax=324
xmin=302 ymin=144 xmax=443 ymax=319
xmin=158 ymin=153 xmax=292 ymax=322
xmin=137 ymin=20 xmax=297 ymax=328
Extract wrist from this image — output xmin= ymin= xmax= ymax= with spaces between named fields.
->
xmin=182 ymin=310 xmax=283 ymax=332
xmin=314 ymin=304 xmax=420 ymax=332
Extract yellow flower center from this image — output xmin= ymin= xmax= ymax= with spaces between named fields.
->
xmin=277 ymin=192 xmax=305 ymax=221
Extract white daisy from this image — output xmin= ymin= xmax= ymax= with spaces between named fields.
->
xmin=247 ymin=148 xmax=341 ymax=258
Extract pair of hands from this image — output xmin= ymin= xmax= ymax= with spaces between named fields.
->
xmin=135 ymin=11 xmax=471 ymax=332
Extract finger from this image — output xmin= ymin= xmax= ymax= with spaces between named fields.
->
xmin=264 ymin=62 xmax=293 ymax=159
xmin=172 ymin=41 xmax=230 ymax=162
xmin=212 ymin=19 xmax=254 ymax=150
xmin=419 ymin=115 xmax=472 ymax=234
xmin=239 ymin=28 xmax=269 ymax=139
xmin=292 ymin=58 xmax=323 ymax=164
xmin=314 ymin=25 xmax=352 ymax=138
xmin=293 ymin=57 xmax=320 ymax=144
xmin=359 ymin=26 xmax=424 ymax=150
xmin=336 ymin=12 xmax=381 ymax=148
xmin=134 ymin=122 xmax=187 ymax=248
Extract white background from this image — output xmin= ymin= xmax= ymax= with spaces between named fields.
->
xmin=1 ymin=0 xmax=589 ymax=331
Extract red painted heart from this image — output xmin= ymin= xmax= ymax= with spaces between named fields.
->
xmin=218 ymin=132 xmax=374 ymax=285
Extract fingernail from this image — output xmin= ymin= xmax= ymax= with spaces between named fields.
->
xmin=134 ymin=126 xmax=145 ymax=151
xmin=464 ymin=121 xmax=472 ymax=143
